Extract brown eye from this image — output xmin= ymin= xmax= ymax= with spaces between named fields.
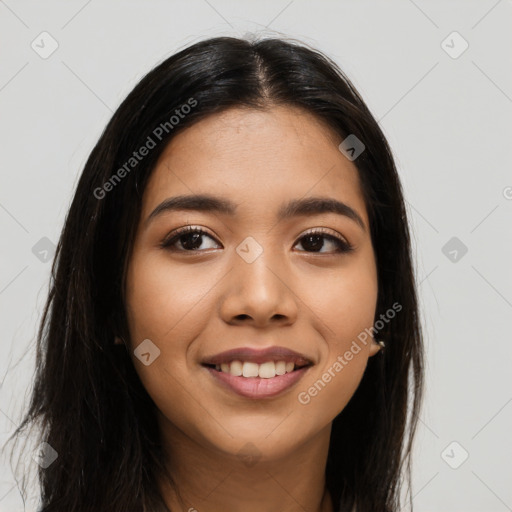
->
xmin=160 ymin=226 xmax=353 ymax=254
xmin=160 ymin=227 xmax=220 ymax=252
xmin=294 ymin=229 xmax=354 ymax=254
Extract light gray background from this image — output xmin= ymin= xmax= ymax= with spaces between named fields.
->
xmin=1 ymin=1 xmax=511 ymax=511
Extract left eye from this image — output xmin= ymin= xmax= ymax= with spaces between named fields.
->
xmin=160 ymin=227 xmax=354 ymax=254
xmin=295 ymin=230 xmax=353 ymax=254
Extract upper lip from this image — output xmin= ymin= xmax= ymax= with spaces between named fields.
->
xmin=201 ymin=346 xmax=314 ymax=367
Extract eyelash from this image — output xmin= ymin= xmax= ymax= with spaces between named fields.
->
xmin=159 ymin=225 xmax=354 ymax=254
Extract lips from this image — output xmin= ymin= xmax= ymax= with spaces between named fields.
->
xmin=200 ymin=345 xmax=314 ymax=399
xmin=203 ymin=364 xmax=312 ymax=399
xmin=201 ymin=346 xmax=313 ymax=367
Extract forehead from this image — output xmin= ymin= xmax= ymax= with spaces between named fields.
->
xmin=142 ymin=106 xmax=368 ymax=225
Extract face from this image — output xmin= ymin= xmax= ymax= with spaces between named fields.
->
xmin=124 ymin=105 xmax=380 ymax=463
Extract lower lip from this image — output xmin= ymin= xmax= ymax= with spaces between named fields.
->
xmin=203 ymin=365 xmax=311 ymax=399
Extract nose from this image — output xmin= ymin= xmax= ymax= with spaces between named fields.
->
xmin=219 ymin=248 xmax=299 ymax=328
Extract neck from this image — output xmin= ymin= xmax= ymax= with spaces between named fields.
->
xmin=156 ymin=413 xmax=334 ymax=512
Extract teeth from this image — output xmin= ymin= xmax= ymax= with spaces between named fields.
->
xmin=258 ymin=361 xmax=275 ymax=378
xmin=275 ymin=361 xmax=286 ymax=375
xmin=230 ymin=360 xmax=243 ymax=376
xmin=214 ymin=360 xmax=300 ymax=378
xmin=242 ymin=362 xmax=259 ymax=377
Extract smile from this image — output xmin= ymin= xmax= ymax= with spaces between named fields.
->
xmin=202 ymin=361 xmax=312 ymax=399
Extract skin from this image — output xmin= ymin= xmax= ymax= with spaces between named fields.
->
xmin=122 ymin=105 xmax=381 ymax=512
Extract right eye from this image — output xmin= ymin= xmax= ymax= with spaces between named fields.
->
xmin=160 ymin=226 xmax=221 ymax=252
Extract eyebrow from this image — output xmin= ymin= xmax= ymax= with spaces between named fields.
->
xmin=145 ymin=194 xmax=366 ymax=232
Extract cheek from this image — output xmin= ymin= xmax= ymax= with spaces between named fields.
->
xmin=123 ymin=251 xmax=212 ymax=426
xmin=330 ymin=270 xmax=377 ymax=350
xmin=302 ymin=252 xmax=378 ymax=352
xmin=125 ymin=250 xmax=215 ymax=343
xmin=294 ymin=253 xmax=377 ymax=419
xmin=123 ymin=252 xmax=208 ymax=399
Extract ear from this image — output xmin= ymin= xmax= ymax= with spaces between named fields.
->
xmin=114 ymin=336 xmax=125 ymax=345
xmin=368 ymin=339 xmax=384 ymax=357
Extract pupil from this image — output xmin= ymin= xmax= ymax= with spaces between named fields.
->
xmin=303 ymin=235 xmax=323 ymax=252
xmin=181 ymin=233 xmax=202 ymax=250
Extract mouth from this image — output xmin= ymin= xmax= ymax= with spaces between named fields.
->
xmin=201 ymin=360 xmax=313 ymax=399
xmin=202 ymin=360 xmax=312 ymax=378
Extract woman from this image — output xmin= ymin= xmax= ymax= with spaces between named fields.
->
xmin=8 ymin=35 xmax=424 ymax=511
